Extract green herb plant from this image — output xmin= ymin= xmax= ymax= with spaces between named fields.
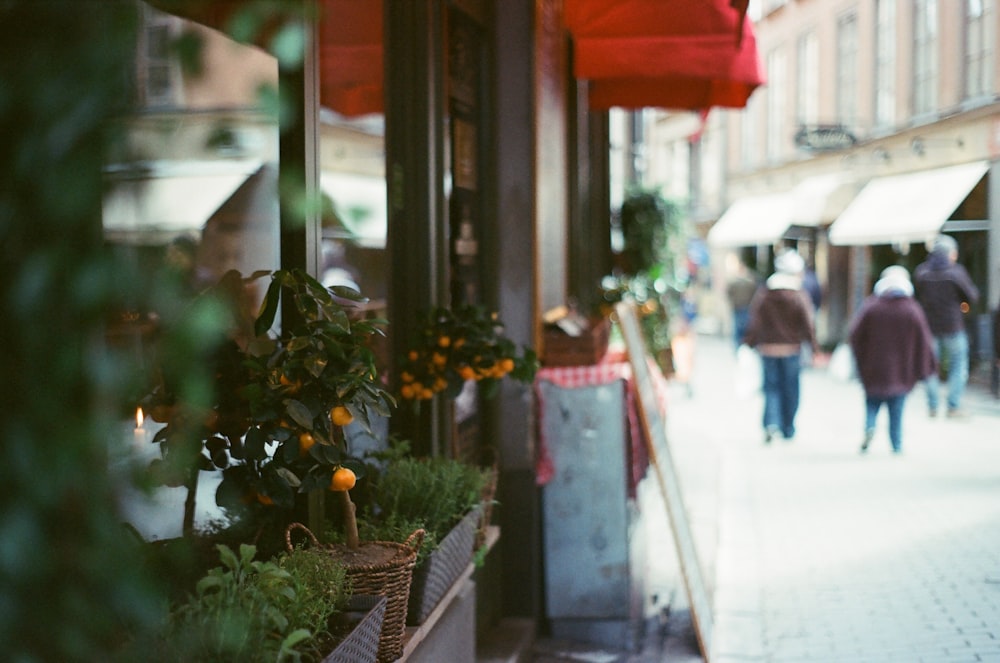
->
xmin=362 ymin=452 xmax=491 ymax=565
xmin=138 ymin=543 xmax=346 ymax=662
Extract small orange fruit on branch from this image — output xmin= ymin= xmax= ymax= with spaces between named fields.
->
xmin=329 ymin=466 xmax=357 ymax=492
xmin=330 ymin=405 xmax=354 ymax=427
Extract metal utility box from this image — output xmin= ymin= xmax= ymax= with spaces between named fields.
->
xmin=537 ymin=378 xmax=648 ymax=651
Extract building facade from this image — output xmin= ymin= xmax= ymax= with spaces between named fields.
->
xmin=652 ymin=0 xmax=999 ymax=364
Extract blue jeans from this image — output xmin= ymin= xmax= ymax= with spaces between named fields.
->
xmin=761 ymin=354 xmax=801 ymax=438
xmin=733 ymin=308 xmax=750 ymax=350
xmin=865 ymin=393 xmax=906 ymax=451
xmin=925 ymin=331 xmax=969 ymax=412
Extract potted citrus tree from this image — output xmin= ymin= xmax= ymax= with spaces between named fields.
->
xmin=140 ymin=268 xmax=394 ymax=550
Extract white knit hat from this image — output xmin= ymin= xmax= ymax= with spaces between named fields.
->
xmin=874 ymin=265 xmax=913 ymax=297
xmin=774 ymin=250 xmax=804 ymax=275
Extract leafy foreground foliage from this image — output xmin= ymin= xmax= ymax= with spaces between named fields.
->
xmin=0 ymin=4 xmax=169 ymax=659
xmin=0 ymin=2 xmax=316 ymax=660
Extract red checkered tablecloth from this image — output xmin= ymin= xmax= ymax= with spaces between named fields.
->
xmin=534 ymin=351 xmax=668 ymax=498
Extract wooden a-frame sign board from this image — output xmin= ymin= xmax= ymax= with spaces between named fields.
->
xmin=614 ymin=301 xmax=713 ymax=662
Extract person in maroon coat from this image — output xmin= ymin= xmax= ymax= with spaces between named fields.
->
xmin=849 ymin=266 xmax=937 ymax=454
xmin=743 ymin=249 xmax=818 ymax=442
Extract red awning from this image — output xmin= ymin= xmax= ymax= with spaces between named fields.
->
xmin=564 ymin=0 xmax=764 ymax=111
xmin=150 ymin=0 xmax=383 ymax=117
xmin=316 ymin=0 xmax=383 ymax=117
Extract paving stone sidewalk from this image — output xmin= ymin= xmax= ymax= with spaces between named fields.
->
xmin=671 ymin=335 xmax=1000 ymax=663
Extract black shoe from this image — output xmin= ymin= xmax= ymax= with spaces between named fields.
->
xmin=860 ymin=430 xmax=874 ymax=453
xmin=764 ymin=426 xmax=778 ymax=444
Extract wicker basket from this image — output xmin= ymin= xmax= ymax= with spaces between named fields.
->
xmin=406 ymin=506 xmax=481 ymax=625
xmin=323 ymin=595 xmax=386 ymax=663
xmin=286 ymin=523 xmax=424 ymax=663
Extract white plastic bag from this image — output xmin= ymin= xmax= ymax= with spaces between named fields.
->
xmin=828 ymin=343 xmax=857 ymax=381
xmin=735 ymin=344 xmax=762 ymax=399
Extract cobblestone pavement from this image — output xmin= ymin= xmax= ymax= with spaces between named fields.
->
xmin=531 ymin=334 xmax=1000 ymax=663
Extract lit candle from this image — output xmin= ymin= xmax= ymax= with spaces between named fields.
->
xmin=134 ymin=407 xmax=146 ymax=445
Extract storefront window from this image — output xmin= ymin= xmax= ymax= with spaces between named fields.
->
xmin=319 ymin=111 xmax=387 ymax=310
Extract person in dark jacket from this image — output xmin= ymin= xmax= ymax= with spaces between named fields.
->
xmin=743 ymin=249 xmax=818 ymax=443
xmin=726 ymin=260 xmax=759 ymax=350
xmin=993 ymin=293 xmax=1000 ymax=398
xmin=912 ymin=234 xmax=979 ymax=418
xmin=849 ymin=266 xmax=937 ymax=454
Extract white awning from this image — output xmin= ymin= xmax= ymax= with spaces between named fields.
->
xmin=707 ymin=192 xmax=794 ymax=248
xmin=828 ymin=161 xmax=989 ymax=246
xmin=790 ymin=173 xmax=857 ymax=226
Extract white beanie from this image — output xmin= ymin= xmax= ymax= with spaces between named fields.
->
xmin=774 ymin=250 xmax=804 ymax=275
xmin=874 ymin=265 xmax=913 ymax=297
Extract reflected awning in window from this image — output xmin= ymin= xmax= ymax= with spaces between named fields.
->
xmin=103 ymin=159 xmax=263 ymax=244
xmin=148 ymin=0 xmax=383 ymax=117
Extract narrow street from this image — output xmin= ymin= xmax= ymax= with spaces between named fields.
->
xmin=533 ymin=333 xmax=1000 ymax=663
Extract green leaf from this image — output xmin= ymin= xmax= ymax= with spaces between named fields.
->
xmin=315 ymin=444 xmax=342 ymax=465
xmin=275 ymin=466 xmax=302 ymax=488
xmin=282 ymin=439 xmax=301 ymax=464
xmin=238 ymin=543 xmax=258 ymax=568
xmin=255 ymin=276 xmax=283 ymax=336
xmin=285 ymin=400 xmax=313 ymax=428
xmin=341 ymin=458 xmax=366 ymax=478
xmin=195 ymin=574 xmax=224 ymax=595
xmin=299 ymin=473 xmax=327 ymax=493
xmin=245 ymin=426 xmax=267 ymax=459
xmin=285 ymin=336 xmax=311 ymax=352
xmin=280 ymin=628 xmax=313 ymax=652
xmin=329 ymin=284 xmax=366 ymax=302
xmin=216 ymin=544 xmax=240 ymax=572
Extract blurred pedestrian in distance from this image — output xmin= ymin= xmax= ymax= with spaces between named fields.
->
xmin=913 ymin=234 xmax=979 ymax=418
xmin=800 ymin=259 xmax=822 ymax=365
xmin=993 ymin=290 xmax=1000 ymax=398
xmin=802 ymin=263 xmax=822 ymax=312
xmin=743 ymin=249 xmax=818 ymax=443
xmin=726 ymin=261 xmax=758 ymax=350
xmin=849 ymin=266 xmax=937 ymax=454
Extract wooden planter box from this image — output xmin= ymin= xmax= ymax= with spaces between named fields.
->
xmin=406 ymin=507 xmax=481 ymax=626
xmin=324 ymin=595 xmax=387 ymax=663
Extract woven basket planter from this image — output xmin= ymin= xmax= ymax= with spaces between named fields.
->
xmin=286 ymin=523 xmax=423 ymax=663
xmin=406 ymin=506 xmax=481 ymax=625
xmin=323 ymin=595 xmax=387 ymax=663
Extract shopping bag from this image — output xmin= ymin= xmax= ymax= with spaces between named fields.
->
xmin=735 ymin=344 xmax=762 ymax=399
xmin=828 ymin=343 xmax=857 ymax=381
